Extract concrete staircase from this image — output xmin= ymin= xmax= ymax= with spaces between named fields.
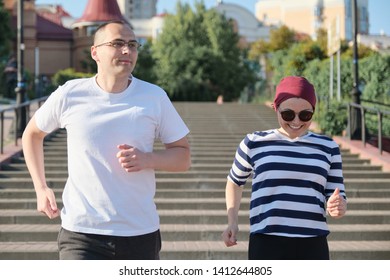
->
xmin=1 ymin=102 xmax=390 ymax=259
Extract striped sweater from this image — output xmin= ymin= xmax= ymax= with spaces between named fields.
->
xmin=228 ymin=129 xmax=346 ymax=238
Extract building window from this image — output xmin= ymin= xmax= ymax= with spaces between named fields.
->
xmin=346 ymin=0 xmax=352 ymax=18
xmin=86 ymin=25 xmax=99 ymax=36
xmin=361 ymin=7 xmax=367 ymax=20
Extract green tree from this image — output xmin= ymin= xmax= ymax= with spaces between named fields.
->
xmin=359 ymin=54 xmax=390 ymax=136
xmin=133 ymin=40 xmax=157 ymax=84
xmin=248 ymin=25 xmax=297 ymax=61
xmin=303 ymin=58 xmax=349 ymax=136
xmin=315 ymin=28 xmax=328 ymax=55
xmin=79 ymin=49 xmax=97 ymax=74
xmin=0 ymin=2 xmax=13 ymax=59
xmin=152 ymin=1 xmax=256 ymax=101
xmin=0 ymin=3 xmax=14 ymax=100
xmin=270 ymin=38 xmax=327 ymax=84
xmin=360 ymin=53 xmax=390 ymax=104
xmin=341 ymin=43 xmax=375 ymax=60
xmin=248 ymin=22 xmax=389 ymax=138
xmin=248 ymin=39 xmax=270 ymax=61
xmin=268 ymin=25 xmax=297 ymax=52
xmin=249 ymin=25 xmax=298 ymax=94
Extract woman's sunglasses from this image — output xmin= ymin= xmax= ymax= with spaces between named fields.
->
xmin=279 ymin=109 xmax=314 ymax=122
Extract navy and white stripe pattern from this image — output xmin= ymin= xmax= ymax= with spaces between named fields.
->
xmin=228 ymin=129 xmax=346 ymax=238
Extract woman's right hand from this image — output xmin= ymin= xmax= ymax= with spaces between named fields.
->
xmin=222 ymin=224 xmax=239 ymax=247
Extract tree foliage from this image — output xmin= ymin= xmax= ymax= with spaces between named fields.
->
xmin=0 ymin=2 xmax=13 ymax=59
xmin=269 ymin=38 xmax=327 ymax=85
xmin=248 ymin=23 xmax=389 ymax=136
xmin=133 ymin=40 xmax=157 ymax=84
xmin=315 ymin=28 xmax=328 ymax=55
xmin=0 ymin=3 xmax=14 ymax=99
xmin=248 ymin=25 xmax=296 ymax=61
xmin=79 ymin=49 xmax=97 ymax=74
xmin=268 ymin=25 xmax=296 ymax=52
xmin=152 ymin=1 xmax=256 ymax=101
xmin=303 ymin=53 xmax=390 ymax=136
xmin=360 ymin=53 xmax=390 ymax=104
xmin=359 ymin=54 xmax=390 ymax=135
xmin=52 ymin=68 xmax=94 ymax=87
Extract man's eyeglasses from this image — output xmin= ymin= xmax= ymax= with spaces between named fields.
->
xmin=94 ymin=40 xmax=142 ymax=51
xmin=279 ymin=109 xmax=314 ymax=122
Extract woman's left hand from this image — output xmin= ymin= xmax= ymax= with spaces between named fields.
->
xmin=327 ymin=187 xmax=347 ymax=218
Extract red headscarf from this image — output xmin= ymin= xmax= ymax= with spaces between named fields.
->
xmin=273 ymin=76 xmax=316 ymax=111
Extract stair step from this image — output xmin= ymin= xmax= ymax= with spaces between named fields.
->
xmin=1 ymin=177 xmax=390 ymax=189
xmin=1 ymin=209 xmax=390 ymax=225
xmin=1 ymin=197 xmax=390 ymax=210
xmin=1 ymin=240 xmax=390 ymax=260
xmin=1 ymin=102 xmax=390 ymax=260
xmin=2 ymin=187 xmax=390 ymax=199
xmin=1 ymin=169 xmax=390 ymax=179
xmin=2 ymin=224 xmax=390 ymax=242
xmin=13 ymin=156 xmax=373 ymax=165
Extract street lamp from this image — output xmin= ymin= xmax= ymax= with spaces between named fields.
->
xmin=349 ymin=0 xmax=362 ymax=140
xmin=15 ymin=0 xmax=27 ymax=138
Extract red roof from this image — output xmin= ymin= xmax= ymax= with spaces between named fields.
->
xmin=36 ymin=15 xmax=73 ymax=40
xmin=10 ymin=14 xmax=72 ymax=41
xmin=74 ymin=0 xmax=128 ymax=25
xmin=36 ymin=5 xmax=72 ymax=26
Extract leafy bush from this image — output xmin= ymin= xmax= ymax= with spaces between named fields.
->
xmin=315 ymin=99 xmax=348 ymax=136
xmin=52 ymin=68 xmax=94 ymax=87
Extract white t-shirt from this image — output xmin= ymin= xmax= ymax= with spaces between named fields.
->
xmin=35 ymin=76 xmax=189 ymax=236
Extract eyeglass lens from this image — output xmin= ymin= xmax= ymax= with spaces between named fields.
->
xmin=280 ymin=110 xmax=313 ymax=122
xmin=111 ymin=40 xmax=140 ymax=50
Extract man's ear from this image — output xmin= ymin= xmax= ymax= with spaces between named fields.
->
xmin=91 ymin=46 xmax=99 ymax=62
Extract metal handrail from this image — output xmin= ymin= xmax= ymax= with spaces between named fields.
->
xmin=348 ymin=102 xmax=390 ymax=154
xmin=0 ymin=96 xmax=48 ymax=154
xmin=1 ymin=98 xmax=389 ymax=155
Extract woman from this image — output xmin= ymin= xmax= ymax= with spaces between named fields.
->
xmin=222 ymin=76 xmax=347 ymax=259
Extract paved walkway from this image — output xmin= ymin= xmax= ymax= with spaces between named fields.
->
xmin=1 ymin=102 xmax=390 ymax=260
xmin=334 ymin=136 xmax=390 ymax=172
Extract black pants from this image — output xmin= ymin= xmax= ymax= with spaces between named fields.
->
xmin=248 ymin=233 xmax=329 ymax=260
xmin=58 ymin=227 xmax=161 ymax=260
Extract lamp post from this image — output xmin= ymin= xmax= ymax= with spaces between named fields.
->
xmin=349 ymin=0 xmax=362 ymax=140
xmin=15 ymin=0 xmax=27 ymax=138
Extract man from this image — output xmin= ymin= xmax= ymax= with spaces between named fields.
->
xmin=22 ymin=20 xmax=191 ymax=260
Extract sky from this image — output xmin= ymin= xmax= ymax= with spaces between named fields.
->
xmin=35 ymin=0 xmax=390 ymax=36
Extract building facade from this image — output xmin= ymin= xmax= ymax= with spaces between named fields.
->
xmin=117 ymin=0 xmax=157 ymax=19
xmin=255 ymin=0 xmax=369 ymax=41
xmin=5 ymin=0 xmax=73 ymax=79
xmin=215 ymin=2 xmax=271 ymax=47
xmin=5 ymin=0 xmax=270 ymax=76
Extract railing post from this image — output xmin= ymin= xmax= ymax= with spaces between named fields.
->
xmin=16 ymin=0 xmax=27 ymax=138
xmin=350 ymin=0 xmax=362 ymax=140
xmin=361 ymin=107 xmax=366 ymax=146
xmin=26 ymin=104 xmax=30 ymax=123
xmin=14 ymin=108 xmax=19 ymax=146
xmin=347 ymin=103 xmax=352 ymax=139
xmin=0 ymin=113 xmax=4 ymax=154
xmin=378 ymin=111 xmax=383 ymax=155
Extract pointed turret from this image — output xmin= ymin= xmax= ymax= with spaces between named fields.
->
xmin=72 ymin=0 xmax=129 ymax=28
